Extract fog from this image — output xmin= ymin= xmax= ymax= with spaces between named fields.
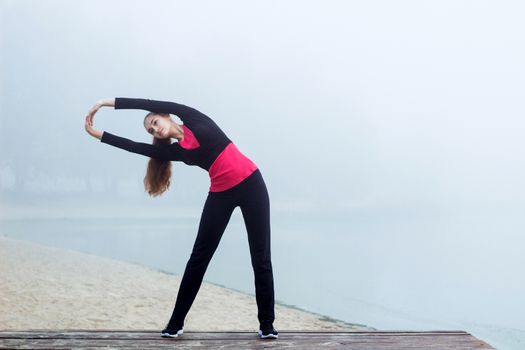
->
xmin=2 ymin=0 xmax=523 ymax=216
xmin=1 ymin=0 xmax=524 ymax=347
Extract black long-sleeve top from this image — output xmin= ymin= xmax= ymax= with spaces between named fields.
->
xmin=100 ymin=97 xmax=232 ymax=170
xmin=100 ymin=98 xmax=259 ymax=192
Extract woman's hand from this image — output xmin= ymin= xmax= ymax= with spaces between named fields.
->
xmin=84 ymin=98 xmax=114 ymax=140
xmin=85 ymin=114 xmax=103 ymax=140
xmin=85 ymin=100 xmax=103 ymax=140
xmin=85 ymin=101 xmax=102 ymax=126
xmin=85 ymin=98 xmax=115 ymax=126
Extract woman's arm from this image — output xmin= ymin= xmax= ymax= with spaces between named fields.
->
xmin=98 ymin=98 xmax=115 ymax=108
xmin=114 ymin=97 xmax=210 ymax=126
xmin=100 ymin=131 xmax=181 ymax=161
xmin=84 ymin=100 xmax=181 ymax=160
xmin=84 ymin=113 xmax=180 ymax=160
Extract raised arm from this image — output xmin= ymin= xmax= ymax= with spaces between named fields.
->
xmin=84 ymin=100 xmax=182 ymax=160
xmin=114 ymin=97 xmax=207 ymax=126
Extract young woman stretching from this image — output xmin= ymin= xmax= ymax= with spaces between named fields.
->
xmin=84 ymin=97 xmax=278 ymax=339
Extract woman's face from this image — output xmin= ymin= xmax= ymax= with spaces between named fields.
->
xmin=144 ymin=114 xmax=172 ymax=139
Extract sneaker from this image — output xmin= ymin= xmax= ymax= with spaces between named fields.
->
xmin=258 ymin=322 xmax=278 ymax=339
xmin=160 ymin=324 xmax=184 ymax=338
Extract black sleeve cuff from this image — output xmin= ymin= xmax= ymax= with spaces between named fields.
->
xmin=114 ymin=97 xmax=122 ymax=110
xmin=100 ymin=131 xmax=110 ymax=143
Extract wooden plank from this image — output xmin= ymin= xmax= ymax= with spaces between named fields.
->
xmin=0 ymin=331 xmax=473 ymax=342
xmin=0 ymin=339 xmax=494 ymax=350
xmin=0 ymin=330 xmax=496 ymax=350
xmin=0 ymin=330 xmax=472 ymax=338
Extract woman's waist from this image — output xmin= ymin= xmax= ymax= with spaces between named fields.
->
xmin=207 ymin=143 xmax=258 ymax=192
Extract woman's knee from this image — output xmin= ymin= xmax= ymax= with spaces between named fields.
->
xmin=186 ymin=247 xmax=214 ymax=270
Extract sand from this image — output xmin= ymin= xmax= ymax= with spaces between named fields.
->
xmin=0 ymin=237 xmax=371 ymax=332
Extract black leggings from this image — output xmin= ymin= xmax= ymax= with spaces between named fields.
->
xmin=167 ymin=169 xmax=275 ymax=328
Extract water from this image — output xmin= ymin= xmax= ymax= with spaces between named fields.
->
xmin=1 ymin=211 xmax=524 ymax=349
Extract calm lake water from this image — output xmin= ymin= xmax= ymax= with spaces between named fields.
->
xmin=1 ymin=211 xmax=524 ymax=349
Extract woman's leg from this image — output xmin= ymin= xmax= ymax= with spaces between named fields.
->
xmin=167 ymin=192 xmax=236 ymax=329
xmin=239 ymin=173 xmax=275 ymax=325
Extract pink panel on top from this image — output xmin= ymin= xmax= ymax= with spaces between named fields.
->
xmin=208 ymin=142 xmax=258 ymax=192
xmin=179 ymin=125 xmax=200 ymax=150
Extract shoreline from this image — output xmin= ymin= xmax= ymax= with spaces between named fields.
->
xmin=0 ymin=237 xmax=373 ymax=331
xmin=158 ymin=269 xmax=373 ymax=331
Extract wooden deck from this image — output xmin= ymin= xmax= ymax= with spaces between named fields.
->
xmin=0 ymin=330 xmax=495 ymax=349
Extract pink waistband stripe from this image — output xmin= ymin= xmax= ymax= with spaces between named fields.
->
xmin=208 ymin=142 xmax=258 ymax=192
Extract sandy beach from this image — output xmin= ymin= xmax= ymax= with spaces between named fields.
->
xmin=0 ymin=237 xmax=372 ymax=332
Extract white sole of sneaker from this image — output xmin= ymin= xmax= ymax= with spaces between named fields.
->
xmin=258 ymin=330 xmax=278 ymax=339
xmin=161 ymin=329 xmax=183 ymax=338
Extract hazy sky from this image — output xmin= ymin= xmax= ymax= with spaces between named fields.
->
xmin=2 ymin=2 xmax=525 ymax=346
xmin=1 ymin=0 xmax=524 ymax=216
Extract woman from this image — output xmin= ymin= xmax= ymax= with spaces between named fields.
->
xmin=84 ymin=97 xmax=278 ymax=339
